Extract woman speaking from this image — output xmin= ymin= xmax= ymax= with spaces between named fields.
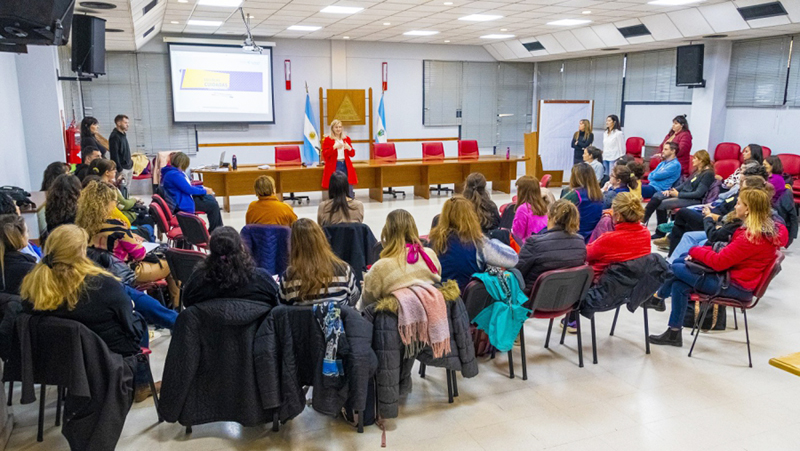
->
xmin=321 ymin=119 xmax=358 ymax=196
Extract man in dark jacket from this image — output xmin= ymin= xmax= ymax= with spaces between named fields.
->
xmin=108 ymin=114 xmax=133 ymax=187
xmin=74 ymin=146 xmax=102 ymax=182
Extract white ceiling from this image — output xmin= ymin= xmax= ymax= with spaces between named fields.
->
xmin=75 ymin=0 xmax=800 ymax=60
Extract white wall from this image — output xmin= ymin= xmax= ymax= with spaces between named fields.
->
xmin=0 ymin=53 xmax=32 ymax=190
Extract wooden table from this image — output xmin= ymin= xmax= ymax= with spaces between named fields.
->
xmin=195 ymin=156 xmax=527 ymax=212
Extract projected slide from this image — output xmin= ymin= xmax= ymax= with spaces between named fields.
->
xmin=169 ymin=44 xmax=274 ymax=123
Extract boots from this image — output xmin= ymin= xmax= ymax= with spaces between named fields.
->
xmin=649 ymin=328 xmax=683 ymax=347
xmin=645 ymin=294 xmax=666 ymax=312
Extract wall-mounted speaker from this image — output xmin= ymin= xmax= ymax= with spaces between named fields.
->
xmin=71 ymin=15 xmax=105 ymax=75
xmin=0 ymin=0 xmax=75 ymax=49
xmin=676 ymin=44 xmax=704 ymax=88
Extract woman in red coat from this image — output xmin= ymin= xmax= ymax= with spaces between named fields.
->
xmin=321 ymin=119 xmax=358 ymax=195
xmin=658 ymin=115 xmax=693 ymax=176
xmin=648 ymin=188 xmax=787 ymax=347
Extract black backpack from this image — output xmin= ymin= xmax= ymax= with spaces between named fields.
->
xmin=0 ymin=186 xmax=34 ymax=208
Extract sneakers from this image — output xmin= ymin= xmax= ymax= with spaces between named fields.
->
xmin=649 ymin=328 xmax=683 ymax=347
xmin=560 ymin=318 xmax=578 ymax=334
xmin=653 ymin=236 xmax=670 ymax=249
xmin=134 ymin=381 xmax=161 ymax=403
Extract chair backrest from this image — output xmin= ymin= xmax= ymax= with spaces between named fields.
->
xmin=714 ymin=142 xmax=741 ymax=161
xmin=714 ymin=160 xmax=741 ymax=181
xmin=626 ymin=137 xmax=645 ymax=158
xmin=374 ymin=143 xmax=397 ymax=162
xmin=148 ymin=203 xmax=170 ymax=240
xmin=761 ymin=146 xmax=772 ymax=159
xmin=458 ymin=140 xmax=479 ymax=159
xmin=778 ymin=154 xmax=800 ymax=178
xmin=164 ymin=248 xmax=207 ymax=286
xmin=461 ymin=279 xmax=492 ymax=321
xmin=753 ymin=251 xmax=785 ymax=300
xmin=151 ymin=193 xmax=174 ymax=219
xmin=498 ymin=203 xmax=516 ymax=229
xmin=275 ymin=145 xmax=303 ymax=167
xmin=422 ymin=142 xmax=445 ymax=161
xmin=176 ymin=212 xmax=210 ymax=248
xmin=240 ymin=224 xmax=291 ymax=275
xmin=540 ymin=174 xmax=551 ymax=187
xmin=525 ymin=265 xmax=594 ymax=313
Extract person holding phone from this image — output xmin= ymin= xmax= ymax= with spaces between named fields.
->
xmin=322 ymin=119 xmax=358 ymax=197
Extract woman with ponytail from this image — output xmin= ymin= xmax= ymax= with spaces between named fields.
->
xmin=182 ymin=226 xmax=279 ymax=306
xmin=602 ymin=165 xmax=639 ymax=208
xmin=464 ymin=172 xmax=501 ymax=233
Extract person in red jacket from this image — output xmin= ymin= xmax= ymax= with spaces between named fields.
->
xmin=649 ymin=188 xmax=787 ymax=347
xmin=321 ymin=119 xmax=358 ymax=197
xmin=586 ymin=192 xmax=652 ymax=281
xmin=657 ymin=115 xmax=693 ymax=176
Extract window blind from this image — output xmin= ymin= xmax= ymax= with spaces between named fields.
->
xmin=497 ymin=63 xmax=533 ymax=153
xmin=727 ymin=36 xmax=791 ymax=108
xmin=591 ymin=55 xmax=624 ymax=126
xmin=784 ymin=37 xmax=800 ymax=107
xmin=461 ymin=62 xmax=498 ymax=148
xmin=423 ymin=60 xmax=462 ymax=126
xmin=625 ymin=49 xmax=692 ymax=103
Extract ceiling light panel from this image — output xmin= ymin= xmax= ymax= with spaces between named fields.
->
xmin=320 ymin=6 xmax=364 ymax=14
xmin=480 ymin=34 xmax=515 ymax=39
xmin=197 ymin=0 xmax=241 ymax=7
xmin=403 ymin=30 xmax=440 ymax=36
xmin=186 ymin=19 xmax=223 ymax=26
xmin=287 ymin=25 xmax=322 ymax=31
xmin=459 ymin=14 xmax=503 ymax=22
xmin=648 ymin=0 xmax=705 ymax=6
xmin=547 ymin=18 xmax=592 ymax=26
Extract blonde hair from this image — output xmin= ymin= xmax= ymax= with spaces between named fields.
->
xmin=329 ymin=119 xmax=344 ymax=139
xmin=170 ymin=152 xmax=191 ymax=171
xmin=738 ymin=189 xmax=779 ymax=244
xmin=573 ymin=119 xmax=592 ymax=141
xmin=76 ymin=181 xmax=117 ymax=238
xmin=285 ymin=219 xmax=348 ymax=300
xmin=692 ymin=149 xmax=713 ymax=174
xmin=612 ymin=192 xmax=645 ymax=223
xmin=0 ymin=215 xmax=27 ymax=291
xmin=548 ymin=200 xmax=580 ymax=235
xmin=254 ymin=175 xmax=276 ymax=197
xmin=515 ymin=176 xmax=548 ymax=215
xmin=430 ymin=196 xmax=483 ymax=255
xmin=20 ymin=225 xmax=112 ymax=311
xmin=380 ymin=210 xmax=422 ymax=260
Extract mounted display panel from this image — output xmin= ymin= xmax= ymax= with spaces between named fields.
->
xmin=168 ymin=43 xmax=275 ymax=123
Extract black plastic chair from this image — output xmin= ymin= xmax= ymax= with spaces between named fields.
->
xmin=176 ymin=212 xmax=210 ymax=251
xmin=164 ymin=248 xmax=207 ymax=310
xmin=323 ymin=223 xmax=377 ymax=284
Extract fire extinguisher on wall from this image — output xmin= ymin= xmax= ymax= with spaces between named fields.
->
xmin=65 ymin=120 xmax=81 ymax=165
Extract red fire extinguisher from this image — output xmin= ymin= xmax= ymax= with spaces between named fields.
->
xmin=65 ymin=120 xmax=81 ymax=164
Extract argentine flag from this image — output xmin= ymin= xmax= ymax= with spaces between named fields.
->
xmin=303 ymin=94 xmax=321 ymax=165
xmin=375 ymin=93 xmax=387 ymax=144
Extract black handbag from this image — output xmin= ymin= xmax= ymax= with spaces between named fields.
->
xmin=683 ymin=301 xmax=726 ymax=331
xmin=684 ymin=259 xmax=730 ymax=297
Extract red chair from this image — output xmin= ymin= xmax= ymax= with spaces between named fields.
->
xmin=642 ymin=155 xmax=661 ymax=182
xmin=149 ymin=202 xmax=183 ymax=246
xmin=626 ymin=137 xmax=645 ymax=159
xmin=761 ymin=146 xmax=772 ymax=159
xmin=422 ymin=142 xmax=452 ymax=195
xmin=540 ymin=174 xmax=551 ymax=187
xmin=714 ymin=160 xmax=741 ymax=181
xmin=714 ymin=142 xmax=741 ymax=162
xmin=374 ymin=143 xmax=405 ymax=198
xmin=275 ymin=145 xmax=309 ymax=204
xmin=176 ymin=212 xmax=210 ymax=251
xmin=777 ymin=154 xmax=800 ymax=206
xmin=688 ymin=251 xmax=784 ymax=367
xmin=458 ymin=140 xmax=479 ymax=160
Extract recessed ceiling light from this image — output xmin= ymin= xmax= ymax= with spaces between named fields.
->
xmin=197 ymin=0 xmax=241 ymax=7
xmin=444 ymin=2 xmax=453 ymax=5
xmin=343 ymin=36 xmax=350 ymax=39
xmin=582 ymin=10 xmax=592 ymax=14
xmin=187 ymin=19 xmax=222 ymax=26
xmin=444 ymin=40 xmax=450 ymax=42
xmin=500 ymin=28 xmax=507 ymax=31
xmin=648 ymin=0 xmax=704 ymax=5
xmin=547 ymin=18 xmax=592 ymax=26
xmin=320 ymin=6 xmax=363 ymax=14
xmin=404 ymin=30 xmax=439 ymax=36
xmin=481 ymin=34 xmax=514 ymax=39
xmin=459 ymin=14 xmax=502 ymax=22
xmin=170 ymin=21 xmax=179 ymax=24
xmin=288 ymin=25 xmax=322 ymax=31
xmin=383 ymin=22 xmax=391 ymax=25
xmin=178 ymin=0 xmax=187 ymax=2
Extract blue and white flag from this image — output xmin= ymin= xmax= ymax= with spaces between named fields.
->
xmin=375 ymin=92 xmax=387 ymax=144
xmin=303 ymin=93 xmax=321 ymax=165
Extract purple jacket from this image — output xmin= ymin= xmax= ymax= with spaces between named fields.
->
xmin=512 ymin=203 xmax=548 ymax=241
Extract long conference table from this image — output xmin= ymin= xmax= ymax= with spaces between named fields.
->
xmin=195 ymin=155 xmax=527 ymax=212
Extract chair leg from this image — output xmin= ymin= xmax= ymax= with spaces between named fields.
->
xmin=507 ymin=349 xmax=515 ymax=379
xmin=689 ymin=303 xmax=711 ymax=358
xmin=560 ymin=316 xmax=568 ymax=345
xmin=609 ymin=307 xmax=621 ymax=336
xmin=37 ymin=384 xmax=46 ymax=442
xmin=55 ymin=386 xmax=63 ymax=427
xmin=733 ymin=308 xmax=739 ymax=330
xmin=141 ymin=354 xmax=163 ymax=422
xmin=446 ymin=370 xmax=454 ymax=403
xmin=7 ymin=380 xmax=12 ymax=406
xmin=545 ymin=318 xmax=554 ymax=349
xmin=643 ymin=306 xmax=651 ymax=355
xmin=591 ymin=315 xmax=598 ymax=364
xmin=451 ymin=370 xmax=459 ymax=397
xmin=357 ymin=410 xmax=364 ymax=433
xmin=576 ymin=313 xmax=584 ymax=368
xmin=272 ymin=410 xmax=279 ymax=432
xmin=520 ymin=329 xmax=528 ymax=381
xmin=743 ymin=309 xmax=752 ymax=368
xmin=419 ymin=362 xmax=426 ymax=378
xmin=186 ymin=426 xmax=192 ymax=434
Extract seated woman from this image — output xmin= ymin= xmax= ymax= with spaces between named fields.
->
xmin=429 ymin=196 xmax=518 ymax=291
xmin=76 ymin=181 xmax=178 ymax=302
xmin=90 ymin=158 xmax=151 ymax=228
xmin=644 ymin=150 xmax=715 ymax=239
xmin=515 ymin=200 xmax=587 ymax=296
xmin=583 ymin=146 xmax=604 ymax=182
xmin=718 ymin=144 xmax=764 ymax=192
xmin=279 ymin=218 xmax=360 ymax=306
xmin=318 ymin=171 xmax=364 ymax=226
xmin=0 ymin=215 xmax=36 ymax=295
xmin=464 ymin=172 xmax=501 ymax=233
xmin=361 ymin=209 xmax=441 ymax=310
xmin=44 ymin=174 xmax=82 ymax=237
xmin=764 ymin=156 xmax=787 ymax=203
xmin=0 ymin=195 xmax=40 ymax=261
xmin=245 ymin=175 xmax=297 ymax=226
xmin=563 ymin=163 xmax=604 ymax=242
xmin=627 ymin=160 xmax=657 ymax=199
xmin=649 ymin=189 xmax=788 ymax=346
xmin=183 ymin=226 xmax=279 ymax=306
xmin=81 ymin=175 xmax=132 ymax=228
xmin=160 ymin=151 xmax=223 ymax=232
xmin=602 ymin=165 xmax=638 ymax=208
xmin=37 ymin=162 xmax=71 ymax=234
xmin=587 ymin=192 xmax=652 ymax=281
xmin=512 ymin=175 xmax=549 ymax=241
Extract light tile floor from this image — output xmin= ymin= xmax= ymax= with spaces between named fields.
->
xmin=6 ymin=187 xmax=800 ymax=450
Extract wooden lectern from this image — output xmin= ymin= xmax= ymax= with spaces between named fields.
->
xmin=524 ymin=132 xmax=563 ymax=187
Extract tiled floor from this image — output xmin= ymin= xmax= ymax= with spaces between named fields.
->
xmin=6 ymin=188 xmax=800 ymax=450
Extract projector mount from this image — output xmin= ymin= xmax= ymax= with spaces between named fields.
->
xmin=238 ymin=7 xmax=262 ymax=54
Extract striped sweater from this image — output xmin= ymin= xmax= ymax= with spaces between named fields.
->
xmin=278 ymin=263 xmax=360 ymax=307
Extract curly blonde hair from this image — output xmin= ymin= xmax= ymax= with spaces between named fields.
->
xmin=76 ymin=181 xmax=117 ymax=238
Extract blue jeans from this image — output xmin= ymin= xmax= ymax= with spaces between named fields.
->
xmin=125 ymin=285 xmax=177 ymax=330
xmin=641 ymin=184 xmax=658 ymax=199
xmin=667 ymin=231 xmax=707 ymax=264
xmin=603 ymin=160 xmax=612 ymax=177
xmin=335 ymin=160 xmax=355 ymax=198
xmin=657 ymin=257 xmax=752 ymax=328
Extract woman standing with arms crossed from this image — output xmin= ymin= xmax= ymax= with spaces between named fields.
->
xmin=321 ymin=119 xmax=358 ymax=197
xmin=658 ymin=115 xmax=692 ymax=177
xmin=602 ymin=115 xmax=625 ymax=177
xmin=571 ymin=119 xmax=594 ymax=165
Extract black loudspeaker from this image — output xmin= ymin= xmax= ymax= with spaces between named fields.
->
xmin=71 ymin=15 xmax=106 ymax=75
xmin=0 ymin=0 xmax=74 ymax=48
xmin=676 ymin=44 xmax=705 ymax=87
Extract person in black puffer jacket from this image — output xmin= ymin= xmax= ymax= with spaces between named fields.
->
xmin=515 ymin=200 xmax=587 ymax=295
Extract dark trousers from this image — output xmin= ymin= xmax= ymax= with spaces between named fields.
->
xmin=657 ymin=257 xmax=752 ymax=328
xmin=668 ymin=208 xmax=705 ymax=256
xmin=133 ymin=312 xmax=150 ymax=389
xmin=644 ymin=193 xmax=700 ymax=236
xmin=193 ymin=194 xmax=223 ymax=232
xmin=574 ymin=150 xmax=583 ymax=165
xmin=335 ymin=161 xmax=355 ymax=198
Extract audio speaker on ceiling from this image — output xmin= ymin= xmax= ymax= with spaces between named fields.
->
xmin=71 ymin=15 xmax=106 ymax=75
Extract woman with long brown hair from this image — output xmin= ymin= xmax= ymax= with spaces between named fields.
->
xmin=563 ymin=163 xmax=604 ymax=241
xmin=43 ymin=173 xmax=82 ymax=238
xmin=361 ymin=210 xmax=441 ymax=309
xmin=317 ymin=171 xmax=364 ymax=226
xmin=512 ymin=176 xmax=549 ymax=241
xmin=279 ymin=218 xmax=359 ymax=306
xmin=430 ymin=196 xmax=517 ymax=291
xmin=463 ymin=172 xmax=501 ymax=233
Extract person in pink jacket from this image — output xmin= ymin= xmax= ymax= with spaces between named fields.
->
xmin=512 ymin=176 xmax=549 ymax=241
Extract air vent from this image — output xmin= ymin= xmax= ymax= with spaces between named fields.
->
xmin=522 ymin=41 xmax=545 ymax=51
xmin=702 ymin=34 xmax=728 ymax=39
xmin=738 ymin=2 xmax=787 ymax=21
xmin=600 ymin=47 xmax=620 ymax=51
xmin=143 ymin=0 xmax=158 ymax=16
xmin=143 ymin=25 xmax=156 ymax=38
xmin=106 ymin=28 xmax=124 ymax=33
xmin=617 ymin=24 xmax=651 ymax=39
xmin=79 ymin=1 xmax=116 ymax=9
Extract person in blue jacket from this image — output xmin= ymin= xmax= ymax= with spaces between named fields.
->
xmin=160 ymin=152 xmax=223 ymax=232
xmin=647 ymin=142 xmax=682 ymax=193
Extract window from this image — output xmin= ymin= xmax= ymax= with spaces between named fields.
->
xmin=423 ymin=60 xmax=462 ymax=126
xmin=624 ymin=49 xmax=692 ymax=103
xmin=727 ymin=36 xmax=791 ymax=108
xmin=784 ymin=38 xmax=800 ymax=107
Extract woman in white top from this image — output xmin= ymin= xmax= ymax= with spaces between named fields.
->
xmin=602 ymin=114 xmax=625 ymax=177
